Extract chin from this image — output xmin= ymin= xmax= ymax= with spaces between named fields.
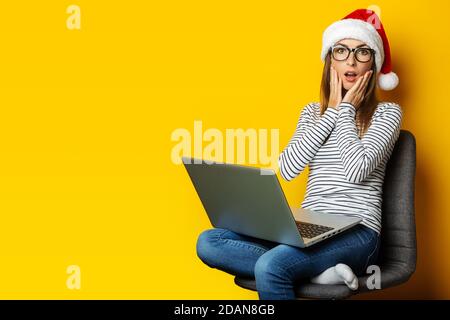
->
xmin=343 ymin=83 xmax=354 ymax=90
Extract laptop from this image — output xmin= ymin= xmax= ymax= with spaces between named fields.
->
xmin=182 ymin=157 xmax=362 ymax=248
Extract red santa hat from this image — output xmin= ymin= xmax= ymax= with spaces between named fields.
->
xmin=321 ymin=9 xmax=399 ymax=90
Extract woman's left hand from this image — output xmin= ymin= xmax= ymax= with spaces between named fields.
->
xmin=342 ymin=70 xmax=373 ymax=110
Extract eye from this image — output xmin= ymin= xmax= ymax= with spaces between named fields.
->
xmin=336 ymin=48 xmax=345 ymax=54
xmin=358 ymin=48 xmax=370 ymax=55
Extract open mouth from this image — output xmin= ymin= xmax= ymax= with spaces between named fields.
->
xmin=344 ymin=72 xmax=358 ymax=82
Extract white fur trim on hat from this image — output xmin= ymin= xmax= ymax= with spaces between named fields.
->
xmin=378 ymin=71 xmax=399 ymax=90
xmin=321 ymin=18 xmax=384 ymax=73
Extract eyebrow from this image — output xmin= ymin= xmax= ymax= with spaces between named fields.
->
xmin=336 ymin=43 xmax=370 ymax=48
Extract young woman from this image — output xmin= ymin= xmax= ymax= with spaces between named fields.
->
xmin=195 ymin=9 xmax=403 ymax=299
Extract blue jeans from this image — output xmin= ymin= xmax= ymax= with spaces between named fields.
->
xmin=196 ymin=224 xmax=380 ymax=300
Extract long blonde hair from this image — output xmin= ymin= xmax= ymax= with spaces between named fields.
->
xmin=319 ymin=52 xmax=378 ymax=138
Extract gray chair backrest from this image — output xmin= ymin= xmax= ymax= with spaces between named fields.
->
xmin=363 ymin=130 xmax=417 ymax=289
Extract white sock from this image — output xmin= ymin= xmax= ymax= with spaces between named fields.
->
xmin=310 ymin=263 xmax=358 ymax=290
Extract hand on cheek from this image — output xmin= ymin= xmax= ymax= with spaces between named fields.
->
xmin=328 ymin=66 xmax=343 ymax=109
xmin=342 ymin=70 xmax=373 ymax=109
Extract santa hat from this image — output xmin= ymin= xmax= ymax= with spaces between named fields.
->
xmin=321 ymin=9 xmax=399 ymax=90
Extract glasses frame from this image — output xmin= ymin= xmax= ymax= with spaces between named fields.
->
xmin=329 ymin=45 xmax=375 ymax=63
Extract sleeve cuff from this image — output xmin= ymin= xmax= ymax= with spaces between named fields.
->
xmin=324 ymin=107 xmax=339 ymax=117
xmin=338 ymin=102 xmax=356 ymax=114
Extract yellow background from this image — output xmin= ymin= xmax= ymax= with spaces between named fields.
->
xmin=0 ymin=0 xmax=448 ymax=299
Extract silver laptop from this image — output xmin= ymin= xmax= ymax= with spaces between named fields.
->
xmin=182 ymin=157 xmax=361 ymax=248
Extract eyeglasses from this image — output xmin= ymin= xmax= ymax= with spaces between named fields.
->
xmin=330 ymin=45 xmax=375 ymax=63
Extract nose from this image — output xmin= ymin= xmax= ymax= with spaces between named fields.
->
xmin=346 ymin=51 xmax=356 ymax=66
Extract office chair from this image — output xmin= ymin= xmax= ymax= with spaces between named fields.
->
xmin=234 ymin=130 xmax=417 ymax=299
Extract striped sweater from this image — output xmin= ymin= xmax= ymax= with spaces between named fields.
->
xmin=278 ymin=101 xmax=403 ymax=234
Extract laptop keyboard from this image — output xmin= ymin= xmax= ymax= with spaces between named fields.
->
xmin=295 ymin=221 xmax=334 ymax=239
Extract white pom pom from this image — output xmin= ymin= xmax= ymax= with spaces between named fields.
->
xmin=378 ymin=72 xmax=399 ymax=90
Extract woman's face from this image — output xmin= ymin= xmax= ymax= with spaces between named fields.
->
xmin=330 ymin=38 xmax=374 ymax=90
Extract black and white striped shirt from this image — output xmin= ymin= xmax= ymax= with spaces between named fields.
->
xmin=278 ymin=101 xmax=403 ymax=234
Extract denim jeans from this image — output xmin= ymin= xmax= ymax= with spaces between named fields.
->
xmin=196 ymin=223 xmax=380 ymax=300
